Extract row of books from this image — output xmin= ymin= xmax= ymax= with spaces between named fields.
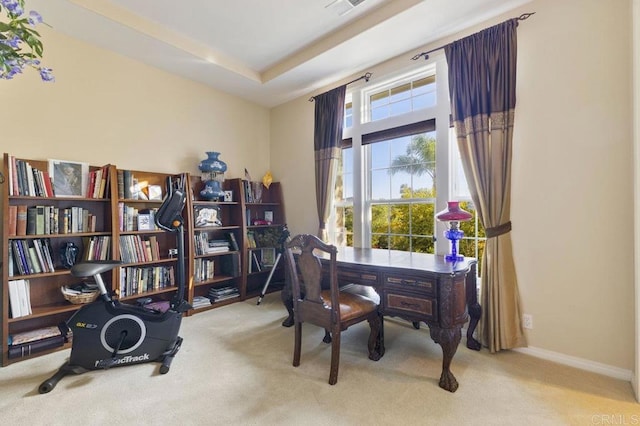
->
xmin=7 ymin=155 xmax=110 ymax=199
xmin=8 ymin=279 xmax=32 ymax=318
xmin=8 ymin=204 xmax=98 ymax=237
xmin=118 ymin=234 xmax=161 ymax=264
xmin=193 ymin=258 xmax=215 ymax=283
xmin=194 ymin=232 xmax=230 ymax=256
xmin=192 ymin=295 xmax=212 ymax=309
xmin=9 ymin=239 xmax=55 ymax=276
xmin=118 ymin=203 xmax=160 ymax=232
xmin=118 ymin=265 xmax=175 ymax=297
xmin=83 ymin=236 xmax=112 ymax=261
xmin=7 ymin=324 xmax=72 ymax=360
xmin=209 ymin=286 xmax=240 ymax=303
xmin=86 ymin=164 xmax=110 ymax=199
xmin=7 ymin=156 xmax=54 ymax=197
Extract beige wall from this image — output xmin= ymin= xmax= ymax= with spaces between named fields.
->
xmin=272 ymin=0 xmax=636 ymax=371
xmin=0 ymin=27 xmax=271 ymax=180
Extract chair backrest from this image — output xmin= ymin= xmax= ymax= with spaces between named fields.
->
xmin=284 ymin=234 xmax=339 ymax=328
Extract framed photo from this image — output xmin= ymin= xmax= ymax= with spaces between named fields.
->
xmin=137 ymin=210 xmax=155 ymax=231
xmin=146 ymin=185 xmax=163 ymax=201
xmin=261 ymin=247 xmax=276 ymax=268
xmin=264 ymin=210 xmax=273 ymax=223
xmin=49 ymin=159 xmax=89 ymax=197
xmin=223 ymin=190 xmax=233 ymax=202
xmin=194 ymin=205 xmax=222 ymax=227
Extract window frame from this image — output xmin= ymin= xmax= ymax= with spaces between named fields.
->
xmin=330 ymin=54 xmax=479 ymax=258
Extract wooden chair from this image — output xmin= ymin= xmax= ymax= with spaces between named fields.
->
xmin=283 ymin=234 xmax=384 ymax=385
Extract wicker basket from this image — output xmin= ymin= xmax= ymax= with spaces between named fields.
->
xmin=61 ymin=287 xmax=100 ymax=305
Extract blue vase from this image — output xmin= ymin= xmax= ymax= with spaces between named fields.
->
xmin=198 ymin=152 xmax=227 ymax=200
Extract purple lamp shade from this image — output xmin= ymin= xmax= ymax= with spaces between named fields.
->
xmin=436 ymin=201 xmax=472 ymax=222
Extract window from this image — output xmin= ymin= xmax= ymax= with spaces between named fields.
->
xmin=330 ymin=56 xmax=484 ymax=265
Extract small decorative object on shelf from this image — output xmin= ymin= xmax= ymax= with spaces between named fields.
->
xmin=262 ymin=171 xmax=273 ymax=189
xmin=0 ymin=0 xmax=55 ymax=81
xmin=198 ymin=151 xmax=227 ymax=201
xmin=59 ymin=242 xmax=79 ymax=269
xmin=435 ymin=201 xmax=472 ymax=262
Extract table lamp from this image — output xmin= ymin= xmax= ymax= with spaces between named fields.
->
xmin=436 ymin=201 xmax=472 ymax=262
xmin=198 ymin=151 xmax=227 ymax=201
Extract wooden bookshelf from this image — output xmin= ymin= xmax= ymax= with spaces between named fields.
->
xmin=1 ymin=153 xmax=288 ymax=364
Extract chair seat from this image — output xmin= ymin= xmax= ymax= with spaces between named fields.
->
xmin=320 ymin=290 xmax=378 ymax=322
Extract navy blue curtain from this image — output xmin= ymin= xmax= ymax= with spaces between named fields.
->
xmin=314 ymin=85 xmax=346 ymax=240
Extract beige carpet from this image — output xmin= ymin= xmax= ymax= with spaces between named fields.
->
xmin=0 ymin=292 xmax=637 ymax=425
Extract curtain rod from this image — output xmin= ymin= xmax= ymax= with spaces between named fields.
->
xmin=309 ymin=72 xmax=373 ymax=102
xmin=410 ymin=12 xmax=535 ymax=61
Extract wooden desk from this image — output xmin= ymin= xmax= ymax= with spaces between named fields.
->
xmin=281 ymin=247 xmax=480 ymax=392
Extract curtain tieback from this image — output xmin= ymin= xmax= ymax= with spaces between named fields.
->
xmin=485 ymin=221 xmax=512 ymax=238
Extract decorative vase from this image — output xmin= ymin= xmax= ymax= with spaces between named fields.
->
xmin=60 ymin=242 xmax=79 ymax=269
xmin=198 ymin=152 xmax=227 ymax=200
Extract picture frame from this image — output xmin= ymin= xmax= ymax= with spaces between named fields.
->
xmin=261 ymin=247 xmax=276 ymax=268
xmin=146 ymin=185 xmax=163 ymax=201
xmin=48 ymin=159 xmax=89 ymax=197
xmin=193 ymin=205 xmax=222 ymax=227
xmin=264 ymin=210 xmax=273 ymax=223
xmin=223 ymin=190 xmax=233 ymax=202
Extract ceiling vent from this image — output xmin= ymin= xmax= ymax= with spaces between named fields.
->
xmin=326 ymin=0 xmax=367 ymax=16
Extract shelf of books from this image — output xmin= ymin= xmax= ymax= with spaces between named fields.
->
xmin=1 ymin=154 xmax=115 ymax=365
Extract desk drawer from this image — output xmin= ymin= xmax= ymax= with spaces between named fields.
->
xmin=384 ymin=293 xmax=437 ymax=322
xmin=384 ymin=274 xmax=435 ymax=296
xmin=337 ymin=266 xmax=380 ymax=287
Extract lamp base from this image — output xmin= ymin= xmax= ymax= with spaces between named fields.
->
xmin=444 ymin=227 xmax=464 ymax=263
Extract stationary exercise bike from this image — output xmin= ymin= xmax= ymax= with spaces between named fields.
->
xmin=38 ymin=177 xmax=191 ymax=394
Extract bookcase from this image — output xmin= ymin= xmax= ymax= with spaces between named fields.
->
xmin=112 ymin=168 xmax=186 ymax=304
xmin=240 ymin=181 xmax=287 ymax=298
xmin=1 ymin=152 xmax=288 ymax=365
xmin=1 ymin=154 xmax=116 ymax=366
xmin=186 ymin=176 xmax=243 ymax=311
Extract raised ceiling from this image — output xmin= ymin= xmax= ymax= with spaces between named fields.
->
xmin=29 ymin=0 xmax=532 ymax=107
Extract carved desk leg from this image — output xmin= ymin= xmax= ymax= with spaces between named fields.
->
xmin=429 ymin=325 xmax=462 ymax=392
xmin=465 ymin=263 xmax=482 ymax=351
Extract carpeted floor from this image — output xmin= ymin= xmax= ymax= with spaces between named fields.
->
xmin=0 ymin=291 xmax=637 ymax=425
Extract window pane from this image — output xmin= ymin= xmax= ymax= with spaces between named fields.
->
xmin=389 ymin=83 xmax=411 ymax=102
xmin=410 ymin=203 xmax=434 ymax=237
xmin=389 ymin=99 xmax=411 ymax=116
xmin=370 ymin=142 xmax=390 ymax=169
xmin=390 ymin=235 xmax=410 ymax=251
xmin=371 ymin=169 xmax=391 ymax=200
xmin=371 ymin=204 xmax=389 ymax=234
xmin=389 ymin=203 xmax=410 ymax=234
xmin=411 ymin=236 xmax=435 ymax=253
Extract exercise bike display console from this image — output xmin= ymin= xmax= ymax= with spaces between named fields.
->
xmin=39 ymin=179 xmax=190 ymax=394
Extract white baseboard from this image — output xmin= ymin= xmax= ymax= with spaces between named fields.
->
xmin=513 ymin=346 xmax=633 ymax=382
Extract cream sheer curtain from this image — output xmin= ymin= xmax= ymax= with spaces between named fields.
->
xmin=313 ymin=85 xmax=347 ymax=240
xmin=444 ymin=19 xmax=527 ymax=352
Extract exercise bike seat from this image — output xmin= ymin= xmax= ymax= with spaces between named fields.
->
xmin=71 ymin=260 xmax=123 ymax=278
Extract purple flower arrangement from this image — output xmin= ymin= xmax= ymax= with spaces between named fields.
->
xmin=0 ymin=0 xmax=54 ymax=81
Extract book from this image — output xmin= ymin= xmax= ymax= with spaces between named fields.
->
xmin=8 ymin=334 xmax=66 ymax=359
xmin=227 ymin=232 xmax=239 ymax=251
xmin=16 ymin=204 xmax=27 ymax=236
xmin=9 ymin=325 xmax=63 ymax=345
xmin=8 ymin=205 xmax=17 ymax=236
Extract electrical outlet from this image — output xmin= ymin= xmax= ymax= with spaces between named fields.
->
xmin=522 ymin=314 xmax=533 ymax=329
